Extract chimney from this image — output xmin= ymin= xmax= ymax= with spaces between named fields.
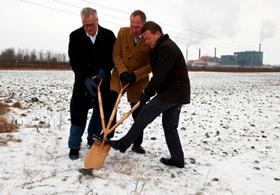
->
xmin=198 ymin=48 xmax=201 ymax=59
xmin=258 ymin=43 xmax=262 ymax=66
xmin=214 ymin=47 xmax=217 ymax=58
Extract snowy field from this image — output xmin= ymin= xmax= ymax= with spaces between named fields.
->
xmin=0 ymin=70 xmax=279 ymax=195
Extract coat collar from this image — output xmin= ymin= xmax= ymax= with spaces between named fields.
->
xmin=81 ymin=25 xmax=104 ymax=46
xmin=153 ymin=34 xmax=169 ymax=50
xmin=127 ymin=31 xmax=146 ymax=58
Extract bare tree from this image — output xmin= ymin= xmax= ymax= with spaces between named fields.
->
xmin=0 ymin=48 xmax=16 ymax=64
xmin=0 ymin=48 xmax=69 ymax=66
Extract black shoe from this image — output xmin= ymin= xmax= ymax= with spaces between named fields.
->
xmin=92 ymin=134 xmax=103 ymax=143
xmin=132 ymin=145 xmax=146 ymax=154
xmin=108 ymin=139 xmax=127 ymax=153
xmin=87 ymin=139 xmax=94 ymax=148
xmin=160 ymin=157 xmax=184 ymax=168
xmin=69 ymin=148 xmax=79 ymax=160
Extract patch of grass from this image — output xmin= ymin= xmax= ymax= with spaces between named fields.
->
xmin=0 ymin=116 xmax=18 ymax=133
xmin=0 ymin=101 xmax=10 ymax=115
xmin=12 ymin=101 xmax=22 ymax=109
xmin=0 ymin=134 xmax=21 ymax=146
xmin=0 ymin=101 xmax=18 ymax=133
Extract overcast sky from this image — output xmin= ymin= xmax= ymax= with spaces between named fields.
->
xmin=0 ymin=0 xmax=280 ymax=64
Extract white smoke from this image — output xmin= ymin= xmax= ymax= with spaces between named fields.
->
xmin=260 ymin=19 xmax=277 ymax=43
xmin=177 ymin=0 xmax=243 ymax=47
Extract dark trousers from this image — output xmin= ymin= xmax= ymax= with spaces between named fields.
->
xmin=68 ymin=90 xmax=114 ymax=148
xmin=119 ymin=96 xmax=184 ymax=163
xmin=110 ymin=91 xmax=144 ymax=147
xmin=89 ymin=90 xmax=117 ymax=139
xmin=69 ymin=96 xmax=101 ymax=148
xmin=105 ymin=91 xmax=118 ymax=138
xmin=130 ymin=102 xmax=144 ymax=147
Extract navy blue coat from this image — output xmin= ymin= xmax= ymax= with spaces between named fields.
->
xmin=68 ymin=25 xmax=116 ymax=126
xmin=69 ymin=25 xmax=116 ymax=94
xmin=145 ymin=34 xmax=190 ymax=104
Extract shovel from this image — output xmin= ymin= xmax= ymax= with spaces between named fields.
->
xmin=84 ymin=80 xmax=140 ymax=169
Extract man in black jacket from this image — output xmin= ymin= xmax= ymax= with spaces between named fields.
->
xmin=68 ymin=7 xmax=116 ymax=160
xmin=108 ymin=21 xmax=190 ymax=168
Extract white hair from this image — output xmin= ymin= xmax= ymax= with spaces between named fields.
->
xmin=80 ymin=7 xmax=97 ymax=19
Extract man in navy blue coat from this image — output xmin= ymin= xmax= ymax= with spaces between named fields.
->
xmin=68 ymin=7 xmax=116 ymax=159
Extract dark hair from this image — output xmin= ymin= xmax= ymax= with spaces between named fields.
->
xmin=130 ymin=10 xmax=146 ymax=24
xmin=141 ymin=21 xmax=163 ymax=34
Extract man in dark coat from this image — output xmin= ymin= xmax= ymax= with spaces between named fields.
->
xmin=68 ymin=7 xmax=116 ymax=160
xmin=108 ymin=21 xmax=190 ymax=168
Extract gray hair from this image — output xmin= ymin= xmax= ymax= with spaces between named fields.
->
xmin=80 ymin=7 xmax=97 ymax=19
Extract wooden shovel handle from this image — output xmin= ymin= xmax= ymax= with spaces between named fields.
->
xmin=97 ymin=80 xmax=106 ymax=132
xmin=96 ymin=79 xmax=139 ymax=149
xmin=105 ymin=84 xmax=129 ymax=130
xmin=106 ymin=101 xmax=140 ymax=135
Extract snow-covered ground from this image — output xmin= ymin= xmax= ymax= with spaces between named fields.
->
xmin=0 ymin=70 xmax=279 ymax=195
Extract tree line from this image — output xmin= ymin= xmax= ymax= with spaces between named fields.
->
xmin=0 ymin=48 xmax=69 ymax=65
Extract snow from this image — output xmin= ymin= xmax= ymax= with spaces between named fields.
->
xmin=0 ymin=70 xmax=279 ymax=194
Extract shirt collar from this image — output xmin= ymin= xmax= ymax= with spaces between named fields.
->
xmin=86 ymin=25 xmax=99 ymax=38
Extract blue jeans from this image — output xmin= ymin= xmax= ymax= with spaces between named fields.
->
xmin=87 ymin=101 xmax=102 ymax=141
xmin=68 ymin=100 xmax=101 ymax=149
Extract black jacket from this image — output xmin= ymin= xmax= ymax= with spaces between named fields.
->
xmin=68 ymin=25 xmax=116 ymax=94
xmin=145 ymin=34 xmax=190 ymax=104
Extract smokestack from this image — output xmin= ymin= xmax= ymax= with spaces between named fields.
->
xmin=214 ymin=47 xmax=217 ymax=58
xmin=186 ymin=48 xmax=188 ymax=61
xmin=199 ymin=48 xmax=201 ymax=59
xmin=258 ymin=43 xmax=263 ymax=66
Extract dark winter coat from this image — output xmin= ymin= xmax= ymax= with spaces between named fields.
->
xmin=145 ymin=34 xmax=191 ymax=104
xmin=68 ymin=25 xmax=116 ymax=106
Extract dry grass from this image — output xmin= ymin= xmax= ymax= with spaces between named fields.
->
xmin=0 ymin=134 xmax=21 ymax=146
xmin=0 ymin=101 xmax=18 ymax=133
xmin=187 ymin=65 xmax=280 ymax=72
xmin=0 ymin=64 xmax=71 ymax=70
xmin=12 ymin=101 xmax=22 ymax=109
xmin=0 ymin=101 xmax=10 ymax=115
xmin=1 ymin=64 xmax=280 ymax=72
xmin=0 ymin=116 xmax=18 ymax=133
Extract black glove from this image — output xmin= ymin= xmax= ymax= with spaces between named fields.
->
xmin=84 ymin=77 xmax=97 ymax=97
xmin=129 ymin=71 xmax=136 ymax=84
xmin=140 ymin=91 xmax=151 ymax=106
xmin=120 ymin=71 xmax=136 ymax=85
xmin=120 ymin=71 xmax=130 ymax=85
xmin=96 ymin=68 xmax=105 ymax=81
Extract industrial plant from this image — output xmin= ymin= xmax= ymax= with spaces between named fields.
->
xmin=187 ymin=44 xmax=264 ymax=67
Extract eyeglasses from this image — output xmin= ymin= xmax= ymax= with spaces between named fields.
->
xmin=83 ymin=23 xmax=96 ymax=29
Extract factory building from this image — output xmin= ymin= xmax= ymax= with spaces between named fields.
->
xmin=220 ymin=51 xmax=263 ymax=66
xmin=187 ymin=44 xmax=264 ymax=67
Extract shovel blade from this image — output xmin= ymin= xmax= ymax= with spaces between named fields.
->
xmin=84 ymin=142 xmax=111 ymax=169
